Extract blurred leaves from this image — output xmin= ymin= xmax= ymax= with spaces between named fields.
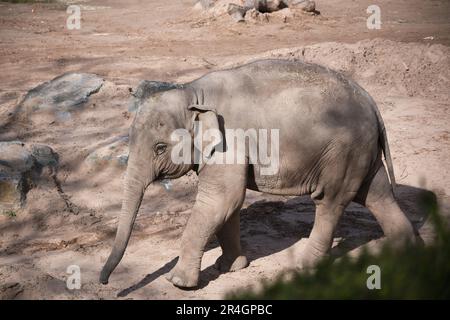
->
xmin=229 ymin=191 xmax=450 ymax=299
xmin=2 ymin=0 xmax=53 ymax=3
xmin=2 ymin=210 xmax=17 ymax=218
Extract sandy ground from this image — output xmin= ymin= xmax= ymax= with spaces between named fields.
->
xmin=0 ymin=0 xmax=449 ymax=299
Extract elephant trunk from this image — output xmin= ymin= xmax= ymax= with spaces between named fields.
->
xmin=100 ymin=158 xmax=151 ymax=284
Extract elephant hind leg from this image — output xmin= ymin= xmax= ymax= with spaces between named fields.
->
xmin=299 ymin=196 xmax=351 ymax=269
xmin=300 ymin=147 xmax=367 ymax=268
xmin=355 ymin=164 xmax=417 ymax=245
xmin=215 ymin=209 xmax=249 ymax=273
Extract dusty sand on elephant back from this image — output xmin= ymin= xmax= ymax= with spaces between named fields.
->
xmin=0 ymin=0 xmax=449 ymax=299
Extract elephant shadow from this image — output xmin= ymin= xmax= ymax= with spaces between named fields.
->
xmin=118 ymin=184 xmax=432 ymax=295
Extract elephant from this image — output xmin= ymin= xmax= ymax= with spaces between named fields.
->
xmin=99 ymin=59 xmax=417 ymax=288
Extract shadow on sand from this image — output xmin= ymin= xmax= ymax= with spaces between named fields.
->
xmin=118 ymin=184 xmax=433 ymax=296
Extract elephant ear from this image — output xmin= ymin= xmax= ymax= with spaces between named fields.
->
xmin=188 ymin=104 xmax=223 ymax=173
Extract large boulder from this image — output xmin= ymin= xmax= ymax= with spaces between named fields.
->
xmin=0 ymin=142 xmax=33 ymax=211
xmin=85 ymin=135 xmax=129 ymax=169
xmin=0 ymin=141 xmax=58 ymax=213
xmin=19 ymin=73 xmax=104 ymax=122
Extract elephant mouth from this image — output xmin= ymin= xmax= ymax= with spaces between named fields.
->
xmin=158 ymin=172 xmax=190 ymax=180
xmin=156 ymin=172 xmax=174 ymax=180
xmin=156 ymin=165 xmax=194 ymax=181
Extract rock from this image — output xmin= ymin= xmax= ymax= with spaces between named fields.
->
xmin=0 ymin=174 xmax=27 ymax=212
xmin=201 ymin=0 xmax=244 ymax=17
xmin=0 ymin=282 xmax=24 ymax=299
xmin=0 ymin=142 xmax=34 ymax=211
xmin=227 ymin=3 xmax=247 ymax=22
xmin=0 ymin=141 xmax=58 ymax=212
xmin=244 ymin=8 xmax=258 ymax=21
xmin=245 ymin=8 xmax=270 ymax=22
xmin=19 ymin=72 xmax=104 ymax=121
xmin=265 ymin=7 xmax=293 ymax=22
xmin=198 ymin=0 xmax=217 ymax=9
xmin=209 ymin=0 xmax=318 ymax=22
xmin=254 ymin=0 xmax=283 ymax=12
xmin=193 ymin=1 xmax=203 ymax=11
xmin=30 ymin=144 xmax=59 ymax=169
xmin=85 ymin=135 xmax=129 ymax=169
xmin=290 ymin=0 xmax=316 ymax=13
xmin=0 ymin=141 xmax=34 ymax=173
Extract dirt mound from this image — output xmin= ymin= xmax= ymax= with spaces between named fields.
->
xmin=224 ymin=39 xmax=450 ymax=99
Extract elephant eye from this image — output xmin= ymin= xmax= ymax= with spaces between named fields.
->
xmin=154 ymin=143 xmax=167 ymax=155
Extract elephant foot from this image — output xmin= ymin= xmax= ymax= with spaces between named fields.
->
xmin=298 ymin=255 xmax=321 ymax=270
xmin=298 ymin=249 xmax=327 ymax=270
xmin=215 ymin=254 xmax=248 ymax=273
xmin=166 ymin=264 xmax=199 ymax=289
xmin=297 ymin=236 xmax=333 ymax=270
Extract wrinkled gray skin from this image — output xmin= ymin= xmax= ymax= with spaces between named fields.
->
xmin=100 ymin=59 xmax=417 ymax=288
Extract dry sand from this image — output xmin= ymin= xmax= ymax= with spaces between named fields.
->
xmin=0 ymin=0 xmax=449 ymax=299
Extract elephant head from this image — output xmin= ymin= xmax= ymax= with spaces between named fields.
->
xmin=99 ymin=83 xmax=219 ymax=284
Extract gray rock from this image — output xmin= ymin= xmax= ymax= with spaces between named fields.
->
xmin=0 ymin=141 xmax=58 ymax=212
xmin=0 ymin=174 xmax=27 ymax=212
xmin=20 ymin=73 xmax=104 ymax=114
xmin=30 ymin=144 xmax=59 ymax=168
xmin=293 ymin=0 xmax=316 ymax=12
xmin=227 ymin=4 xmax=247 ymax=22
xmin=0 ymin=141 xmax=34 ymax=173
xmin=0 ymin=282 xmax=24 ymax=299
xmin=199 ymin=0 xmax=216 ymax=9
xmin=0 ymin=142 xmax=34 ymax=211
xmin=86 ymin=135 xmax=129 ymax=168
xmin=226 ymin=0 xmax=318 ymax=23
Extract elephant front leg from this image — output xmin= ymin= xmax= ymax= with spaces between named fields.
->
xmin=166 ymin=162 xmax=247 ymax=288
xmin=166 ymin=198 xmax=245 ymax=288
xmin=215 ymin=210 xmax=248 ymax=273
xmin=165 ymin=205 xmax=212 ymax=288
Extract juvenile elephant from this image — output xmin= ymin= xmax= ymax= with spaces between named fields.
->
xmin=100 ymin=59 xmax=416 ymax=288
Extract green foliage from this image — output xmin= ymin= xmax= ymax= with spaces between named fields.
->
xmin=229 ymin=191 xmax=450 ymax=299
xmin=2 ymin=210 xmax=17 ymax=218
xmin=2 ymin=0 xmax=53 ymax=3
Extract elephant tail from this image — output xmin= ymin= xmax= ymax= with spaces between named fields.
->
xmin=350 ymin=78 xmax=396 ymax=190
xmin=374 ymin=104 xmax=397 ymax=190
